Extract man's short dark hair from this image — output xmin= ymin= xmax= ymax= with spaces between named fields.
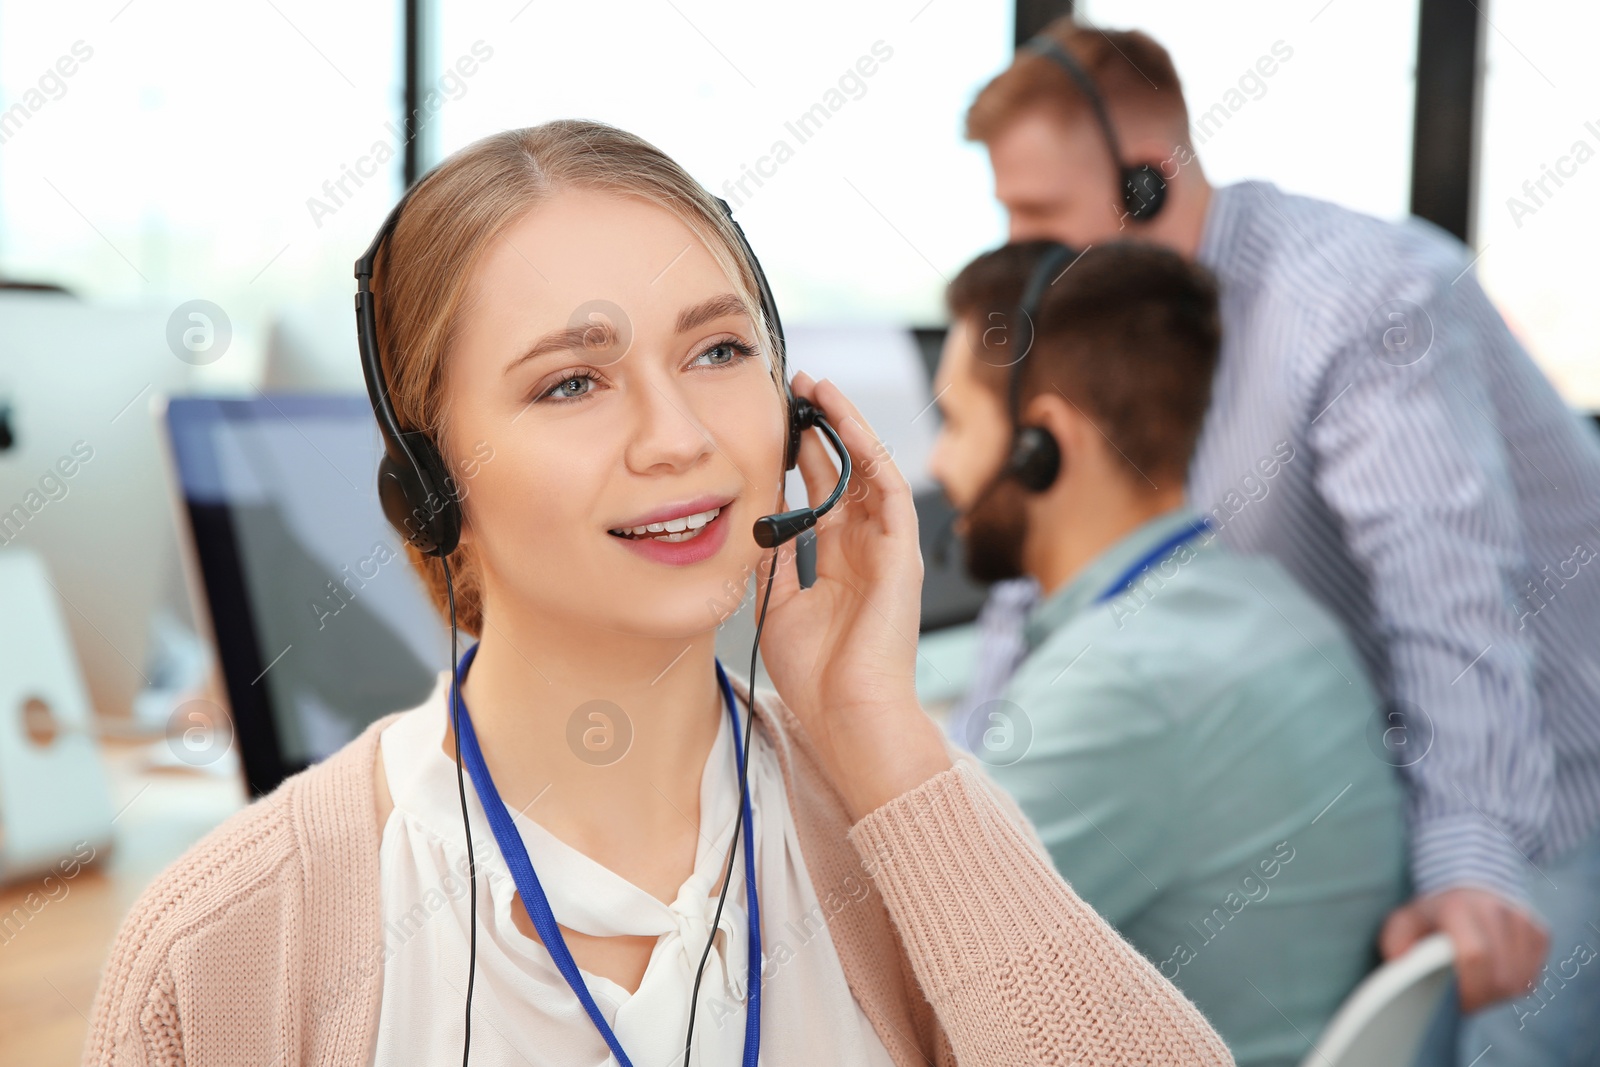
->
xmin=945 ymin=240 xmax=1221 ymax=485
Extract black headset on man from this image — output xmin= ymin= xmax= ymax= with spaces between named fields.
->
xmin=996 ymin=31 xmax=1168 ymax=494
xmin=355 ymin=175 xmax=851 ymax=1067
xmin=1023 ymin=31 xmax=1169 ymax=224
xmin=936 ymin=31 xmax=1163 ymax=560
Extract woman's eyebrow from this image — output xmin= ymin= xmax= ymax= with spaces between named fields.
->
xmin=504 ymin=293 xmax=750 ymax=376
xmin=675 ymin=292 xmax=747 ymax=334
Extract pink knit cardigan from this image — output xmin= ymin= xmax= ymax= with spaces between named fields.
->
xmin=83 ymin=674 xmax=1233 ymax=1065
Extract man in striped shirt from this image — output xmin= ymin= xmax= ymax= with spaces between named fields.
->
xmin=956 ymin=20 xmax=1600 ymax=1065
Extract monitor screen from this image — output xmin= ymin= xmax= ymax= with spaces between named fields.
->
xmin=165 ymin=395 xmax=448 ymax=794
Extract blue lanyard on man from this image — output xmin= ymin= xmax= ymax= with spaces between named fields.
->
xmin=1093 ymin=516 xmax=1215 ymax=605
xmin=450 ymin=640 xmax=763 ymax=1067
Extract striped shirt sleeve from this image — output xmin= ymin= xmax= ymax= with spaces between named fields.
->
xmin=1305 ymin=266 xmax=1551 ymax=903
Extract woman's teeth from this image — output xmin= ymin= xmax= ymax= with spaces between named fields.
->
xmin=612 ymin=506 xmax=721 ymax=542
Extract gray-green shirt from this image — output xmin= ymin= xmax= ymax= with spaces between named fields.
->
xmin=977 ymin=508 xmax=1406 ymax=1067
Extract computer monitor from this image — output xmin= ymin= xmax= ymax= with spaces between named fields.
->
xmin=164 ymin=395 xmax=450 ymax=795
xmin=0 ymin=291 xmax=193 ymax=720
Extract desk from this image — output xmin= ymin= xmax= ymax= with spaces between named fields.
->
xmin=0 ymin=734 xmax=245 ymax=1067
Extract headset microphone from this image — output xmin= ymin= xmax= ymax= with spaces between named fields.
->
xmin=753 ymin=397 xmax=851 ymax=547
xmin=356 ymin=171 xmax=850 ymax=1067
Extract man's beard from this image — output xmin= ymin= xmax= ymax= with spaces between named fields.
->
xmin=960 ymin=474 xmax=1031 ymax=585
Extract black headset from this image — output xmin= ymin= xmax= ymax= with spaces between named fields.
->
xmin=1001 ymin=241 xmax=1080 ymax=493
xmin=354 ymin=182 xmax=850 ymax=559
xmin=1023 ymin=33 xmax=1168 ymax=223
xmin=354 ymin=172 xmax=851 ymax=1067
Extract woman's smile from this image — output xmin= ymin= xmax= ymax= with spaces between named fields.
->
xmin=606 ymin=496 xmax=737 ymax=565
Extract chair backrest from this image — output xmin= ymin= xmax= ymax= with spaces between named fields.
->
xmin=1300 ymin=934 xmax=1455 ymax=1067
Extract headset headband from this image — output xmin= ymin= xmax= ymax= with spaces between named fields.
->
xmin=1022 ymin=31 xmax=1168 ymax=223
xmin=713 ymin=196 xmax=787 ymax=372
xmin=354 ymin=185 xmax=421 ymax=452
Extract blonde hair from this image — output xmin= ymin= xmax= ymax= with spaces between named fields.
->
xmin=370 ymin=120 xmax=785 ymax=637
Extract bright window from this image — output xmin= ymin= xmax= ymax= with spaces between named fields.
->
xmin=427 ymin=0 xmax=1013 ymax=326
xmin=1074 ymin=0 xmax=1418 ymax=223
xmin=0 ymin=1 xmax=402 ymax=384
xmin=1473 ymin=3 xmax=1600 ymax=407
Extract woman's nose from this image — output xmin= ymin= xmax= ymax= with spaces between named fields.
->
xmin=625 ymin=372 xmax=717 ymax=473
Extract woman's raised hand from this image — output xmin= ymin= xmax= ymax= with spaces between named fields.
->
xmin=754 ymin=370 xmax=952 ymax=822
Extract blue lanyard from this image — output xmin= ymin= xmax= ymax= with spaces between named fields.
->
xmin=448 ymin=642 xmax=762 ymax=1067
xmin=1093 ymin=517 xmax=1215 ymax=605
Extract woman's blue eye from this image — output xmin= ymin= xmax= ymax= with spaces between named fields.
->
xmin=696 ymin=340 xmax=755 ymax=367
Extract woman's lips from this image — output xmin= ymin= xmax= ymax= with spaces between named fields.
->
xmin=607 ymin=505 xmax=733 ymax=566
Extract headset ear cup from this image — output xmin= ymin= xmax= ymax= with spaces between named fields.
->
xmin=417 ymin=439 xmax=463 ymax=556
xmin=784 ymin=392 xmax=815 ymax=472
xmin=378 ymin=433 xmax=462 ymax=558
xmin=377 ymin=454 xmax=427 ymax=551
xmin=784 ymin=395 xmax=800 ymax=471
xmin=1010 ymin=425 xmax=1062 ymax=493
xmin=1122 ymin=164 xmax=1168 ymax=222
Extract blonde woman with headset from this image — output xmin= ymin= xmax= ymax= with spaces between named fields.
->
xmin=85 ymin=121 xmax=1232 ymax=1067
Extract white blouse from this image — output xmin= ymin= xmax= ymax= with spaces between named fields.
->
xmin=372 ymin=673 xmax=898 ymax=1067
